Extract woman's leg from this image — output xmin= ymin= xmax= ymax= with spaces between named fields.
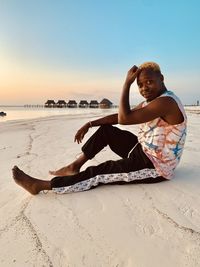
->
xmin=49 ymin=153 xmax=88 ymax=176
xmin=50 ymin=125 xmax=138 ymax=176
xmin=82 ymin=124 xmax=138 ymax=159
xmin=12 ymin=144 xmax=167 ymax=195
xmin=12 ymin=166 xmax=51 ymax=195
xmin=51 ymin=144 xmax=167 ymax=194
xmin=12 ymin=159 xmax=167 ymax=195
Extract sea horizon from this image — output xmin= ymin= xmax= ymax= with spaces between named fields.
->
xmin=1 ymin=104 xmax=200 ymax=123
xmin=0 ymin=105 xmax=118 ymax=122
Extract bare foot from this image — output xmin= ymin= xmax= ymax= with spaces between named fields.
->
xmin=49 ymin=164 xmax=79 ymax=176
xmin=12 ymin=166 xmax=50 ymax=195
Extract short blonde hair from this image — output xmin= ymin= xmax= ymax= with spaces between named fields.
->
xmin=139 ymin=62 xmax=161 ymax=73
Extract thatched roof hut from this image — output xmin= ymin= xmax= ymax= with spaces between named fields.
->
xmin=79 ymin=100 xmax=89 ymax=108
xmin=45 ymin=100 xmax=56 ymax=108
xmin=89 ymin=100 xmax=99 ymax=108
xmin=56 ymin=100 xmax=67 ymax=108
xmin=67 ymin=100 xmax=77 ymax=108
xmin=99 ymin=98 xmax=113 ymax=109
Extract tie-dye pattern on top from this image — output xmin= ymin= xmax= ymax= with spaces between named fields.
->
xmin=138 ymin=90 xmax=187 ymax=179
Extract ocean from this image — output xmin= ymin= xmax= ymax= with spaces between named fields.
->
xmin=1 ymin=105 xmax=199 ymax=123
xmin=0 ymin=106 xmax=117 ymax=122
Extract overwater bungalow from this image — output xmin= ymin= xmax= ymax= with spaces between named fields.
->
xmin=45 ymin=100 xmax=56 ymax=108
xmin=89 ymin=100 xmax=99 ymax=108
xmin=99 ymin=98 xmax=113 ymax=109
xmin=56 ymin=100 xmax=67 ymax=108
xmin=67 ymin=100 xmax=77 ymax=108
xmin=79 ymin=100 xmax=89 ymax=108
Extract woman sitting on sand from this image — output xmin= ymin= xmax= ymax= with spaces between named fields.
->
xmin=13 ymin=62 xmax=187 ymax=195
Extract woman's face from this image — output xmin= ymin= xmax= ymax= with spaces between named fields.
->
xmin=137 ymin=69 xmax=164 ymax=102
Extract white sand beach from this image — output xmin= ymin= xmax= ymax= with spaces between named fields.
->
xmin=1 ymin=110 xmax=200 ymax=267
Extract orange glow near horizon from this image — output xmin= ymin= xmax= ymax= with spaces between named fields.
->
xmin=0 ymin=52 xmax=127 ymax=105
xmin=2 ymin=50 xmax=196 ymax=106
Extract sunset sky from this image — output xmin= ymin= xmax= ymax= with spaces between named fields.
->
xmin=0 ymin=0 xmax=199 ymax=105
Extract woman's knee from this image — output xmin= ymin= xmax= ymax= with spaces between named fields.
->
xmin=99 ymin=124 xmax=113 ymax=131
xmin=98 ymin=124 xmax=114 ymax=136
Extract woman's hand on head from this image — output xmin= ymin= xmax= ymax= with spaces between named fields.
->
xmin=125 ymin=65 xmax=141 ymax=86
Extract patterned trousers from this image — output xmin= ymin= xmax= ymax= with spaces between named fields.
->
xmin=51 ymin=125 xmax=166 ymax=193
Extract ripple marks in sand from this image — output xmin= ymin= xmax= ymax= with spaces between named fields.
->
xmin=0 ymin=198 xmax=53 ymax=267
xmin=153 ymin=207 xmax=200 ymax=239
xmin=16 ymin=124 xmax=38 ymax=159
xmin=141 ymin=186 xmax=200 ymax=240
xmin=56 ymin=197 xmax=118 ymax=266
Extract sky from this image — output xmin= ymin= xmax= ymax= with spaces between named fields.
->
xmin=0 ymin=0 xmax=200 ymax=105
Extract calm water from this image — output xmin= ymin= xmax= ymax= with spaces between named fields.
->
xmin=0 ymin=106 xmax=117 ymax=122
xmin=2 ymin=105 xmax=198 ymax=123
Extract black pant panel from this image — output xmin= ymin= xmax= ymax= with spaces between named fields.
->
xmin=51 ymin=142 xmax=159 ymax=188
xmin=82 ymin=125 xmax=138 ymax=159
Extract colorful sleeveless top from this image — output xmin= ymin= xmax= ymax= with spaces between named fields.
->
xmin=138 ymin=90 xmax=187 ymax=179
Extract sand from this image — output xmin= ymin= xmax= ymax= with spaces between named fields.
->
xmin=0 ymin=110 xmax=200 ymax=267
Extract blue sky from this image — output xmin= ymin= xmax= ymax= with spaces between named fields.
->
xmin=0 ymin=0 xmax=199 ymax=105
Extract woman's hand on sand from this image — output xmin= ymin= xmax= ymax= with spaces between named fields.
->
xmin=74 ymin=122 xmax=90 ymax=144
xmin=125 ymin=65 xmax=141 ymax=86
